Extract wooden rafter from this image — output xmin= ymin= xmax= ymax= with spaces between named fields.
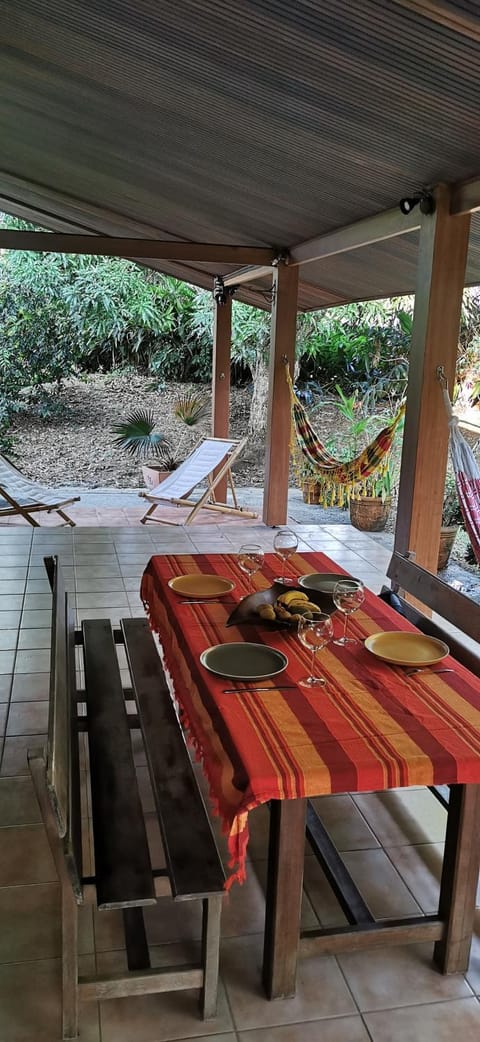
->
xmin=0 ymin=229 xmax=275 ymax=265
xmin=223 ymin=265 xmax=274 ymax=287
xmin=290 ymin=206 xmax=421 ymax=266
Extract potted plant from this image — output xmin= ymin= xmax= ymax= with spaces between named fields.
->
xmin=112 ymin=391 xmax=209 ymax=488
xmin=438 ymin=473 xmax=463 ymax=570
xmin=349 ymin=464 xmax=393 ymax=532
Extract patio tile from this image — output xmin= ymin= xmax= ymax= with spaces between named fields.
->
xmin=0 ymin=824 xmax=56 ymax=885
xmin=0 ymin=704 xmax=7 ymax=734
xmin=21 ymin=609 xmax=52 ymax=628
xmin=340 ymin=848 xmax=421 ymax=918
xmin=75 ymin=576 xmax=125 ymax=592
xmin=0 ymin=956 xmax=100 ymax=1042
xmin=0 ymin=580 xmax=26 ymax=594
xmin=237 ymin=1017 xmax=370 ymax=1041
xmin=0 ymin=676 xmax=11 ymax=702
xmin=0 ymin=610 xmax=22 ymax=627
xmin=76 ymin=609 xmax=129 ymax=626
xmin=0 ymin=629 xmax=18 ymax=650
xmin=384 ymin=841 xmax=444 ymax=913
xmin=6 ymin=700 xmax=49 ymax=736
xmin=23 ymin=594 xmax=52 ymax=610
xmin=76 ymin=592 xmax=129 ymax=608
xmin=338 ymin=942 xmax=473 ymax=1011
xmin=11 ymin=673 xmax=49 ymax=701
xmin=0 ymin=566 xmax=27 ymax=580
xmin=17 ymin=629 xmax=51 ymax=650
xmin=309 ymin=793 xmax=380 ymax=851
xmin=466 ymin=914 xmax=480 ymax=994
xmin=0 ymin=650 xmax=15 ymax=673
xmin=352 ymin=788 xmax=447 ymax=846
xmin=364 ymin=998 xmax=480 ymax=1041
xmin=0 ymin=594 xmax=24 ymax=610
xmin=0 ymin=776 xmax=42 ymax=825
xmin=221 ymin=933 xmax=355 ymax=1030
xmin=14 ymin=649 xmax=51 ymax=673
xmin=0 ymin=735 xmax=46 ymax=776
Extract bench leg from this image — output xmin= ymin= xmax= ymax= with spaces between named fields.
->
xmin=62 ymin=883 xmax=79 ymax=1039
xmin=200 ymin=895 xmax=222 ymax=1019
xmin=434 ymin=783 xmax=480 ymax=974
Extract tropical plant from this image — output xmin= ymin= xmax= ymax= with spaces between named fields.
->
xmin=111 ymin=410 xmax=169 ymax=461
xmin=173 ymin=390 xmax=209 ymax=426
xmin=442 ymin=473 xmax=464 ymax=528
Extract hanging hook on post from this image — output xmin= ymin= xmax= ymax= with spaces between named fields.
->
xmin=436 ymin=365 xmax=448 ymax=390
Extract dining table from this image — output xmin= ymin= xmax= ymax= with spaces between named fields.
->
xmin=140 ymin=549 xmax=480 ymax=999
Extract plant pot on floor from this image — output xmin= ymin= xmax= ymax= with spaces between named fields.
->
xmin=302 ymin=481 xmax=322 ymax=505
xmin=142 ymin=464 xmax=172 ymax=490
xmin=437 ymin=525 xmax=458 ymax=571
xmin=349 ymin=495 xmax=392 ymax=532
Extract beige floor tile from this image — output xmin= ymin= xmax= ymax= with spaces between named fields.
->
xmin=11 ymin=672 xmax=50 ymax=701
xmin=302 ymin=857 xmax=348 ymax=928
xmin=17 ymin=628 xmax=51 ymax=650
xmin=0 ymin=776 xmax=41 ymax=825
xmin=14 ymin=649 xmax=51 ymax=673
xmin=0 ymin=734 xmax=46 ymax=776
xmin=0 ymin=649 xmax=15 ymax=673
xmin=0 ymin=629 xmax=19 ymax=650
xmin=341 ymin=848 xmax=421 ymax=918
xmin=6 ymin=700 xmax=49 ymax=735
xmin=98 ymin=945 xmax=233 ymax=1041
xmin=352 ymin=788 xmax=447 ymax=846
xmin=0 ymin=882 xmax=93 ymax=962
xmin=365 ymin=997 xmax=480 ymax=1041
xmin=0 ymin=824 xmax=56 ymax=885
xmin=221 ymin=934 xmax=355 ymax=1030
xmin=0 ymin=675 xmax=11 ymax=702
xmin=384 ymin=841 xmax=445 ymax=913
xmin=0 ymin=704 xmax=6 ymax=734
xmin=252 ymin=859 xmax=319 ymax=932
xmin=0 ymin=955 xmax=100 ymax=1042
xmin=338 ymin=942 xmax=473 ymax=1011
xmin=237 ymin=1016 xmax=370 ymax=1041
xmin=309 ymin=793 xmax=380 ymax=851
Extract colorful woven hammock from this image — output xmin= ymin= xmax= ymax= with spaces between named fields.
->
xmin=442 ymin=387 xmax=480 ymax=565
xmin=286 ymin=366 xmax=405 ymax=507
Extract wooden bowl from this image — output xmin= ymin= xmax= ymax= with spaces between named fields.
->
xmin=226 ymin=582 xmax=334 ymax=629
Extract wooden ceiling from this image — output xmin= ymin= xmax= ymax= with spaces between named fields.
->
xmin=1 ymin=0 xmax=480 ymax=308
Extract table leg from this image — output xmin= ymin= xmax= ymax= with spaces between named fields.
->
xmin=263 ymin=798 xmax=307 ymax=999
xmin=434 ymin=783 xmax=480 ymax=973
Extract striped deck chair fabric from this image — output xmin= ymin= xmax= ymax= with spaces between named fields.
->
xmin=0 ymin=454 xmax=80 ymax=526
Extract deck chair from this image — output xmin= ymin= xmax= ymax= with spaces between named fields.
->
xmin=139 ymin=436 xmax=257 ymax=526
xmin=0 ymin=453 xmax=80 ymax=527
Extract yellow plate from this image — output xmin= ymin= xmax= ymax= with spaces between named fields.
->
xmin=168 ymin=574 xmax=235 ymax=598
xmin=364 ymin=631 xmax=450 ymax=667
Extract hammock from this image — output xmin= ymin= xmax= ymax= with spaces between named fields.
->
xmin=286 ymin=366 xmax=405 ymax=507
xmin=442 ymin=387 xmax=480 ymax=565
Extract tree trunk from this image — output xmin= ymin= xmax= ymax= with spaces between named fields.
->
xmin=248 ymin=353 xmax=270 ymax=435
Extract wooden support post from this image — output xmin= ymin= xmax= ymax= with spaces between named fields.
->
xmin=263 ymin=263 xmax=299 ymax=526
xmin=211 ymin=293 xmax=232 ymax=503
xmin=395 ymin=184 xmax=470 ymax=574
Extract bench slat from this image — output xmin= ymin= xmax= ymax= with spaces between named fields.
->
xmin=82 ymin=620 xmax=155 ymax=910
xmin=121 ymin=618 xmax=225 ymax=900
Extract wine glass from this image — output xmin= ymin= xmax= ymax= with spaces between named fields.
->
xmin=297 ymin=612 xmax=333 ymax=687
xmin=273 ymin=528 xmax=298 ymax=584
xmin=237 ymin=544 xmax=264 ymax=593
xmin=332 ymin=579 xmax=365 ymax=646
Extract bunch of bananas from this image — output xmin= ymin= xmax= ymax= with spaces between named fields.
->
xmin=256 ymin=589 xmax=319 ymax=623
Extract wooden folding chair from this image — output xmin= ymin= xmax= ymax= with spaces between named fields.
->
xmin=0 ymin=453 xmax=79 ymax=526
xmin=139 ymin=436 xmax=257 ymax=526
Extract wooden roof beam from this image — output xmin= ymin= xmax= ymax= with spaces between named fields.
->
xmin=0 ymin=229 xmax=275 ymax=265
xmin=290 ymin=207 xmax=421 ymax=267
xmin=223 ymin=265 xmax=274 ymax=287
xmin=450 ymin=177 xmax=480 ymax=216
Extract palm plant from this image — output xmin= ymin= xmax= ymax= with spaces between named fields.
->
xmin=111 ymin=410 xmax=169 ymax=461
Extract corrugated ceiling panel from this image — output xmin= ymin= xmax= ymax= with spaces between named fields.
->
xmin=1 ymin=0 xmax=480 ymax=307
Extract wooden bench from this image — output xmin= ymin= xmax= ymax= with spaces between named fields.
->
xmin=29 ymin=556 xmax=225 ymax=1041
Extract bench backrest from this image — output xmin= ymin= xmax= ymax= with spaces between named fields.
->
xmin=44 ymin=555 xmax=83 ymax=900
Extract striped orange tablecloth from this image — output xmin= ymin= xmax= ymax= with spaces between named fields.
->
xmin=141 ymin=551 xmax=480 ymax=886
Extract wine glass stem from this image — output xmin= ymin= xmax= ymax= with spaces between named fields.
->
xmin=310 ymin=647 xmax=316 ymax=680
xmin=343 ymin=613 xmax=348 ymax=641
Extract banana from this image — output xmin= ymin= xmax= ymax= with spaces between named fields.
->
xmin=277 ymin=590 xmax=308 ymax=607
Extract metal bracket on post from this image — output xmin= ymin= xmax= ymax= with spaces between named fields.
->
xmin=436 ymin=365 xmax=448 ymax=389
xmin=213 ymin=276 xmax=236 ymax=306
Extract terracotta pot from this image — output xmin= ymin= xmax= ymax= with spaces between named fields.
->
xmin=142 ymin=464 xmax=172 ymax=490
xmin=302 ymin=481 xmax=321 ymax=504
xmin=349 ymin=495 xmax=392 ymax=532
xmin=437 ymin=525 xmax=458 ymax=571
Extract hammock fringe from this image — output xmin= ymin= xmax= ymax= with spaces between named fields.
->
xmin=286 ymin=366 xmax=405 ymax=508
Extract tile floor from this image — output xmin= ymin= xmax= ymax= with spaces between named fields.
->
xmin=0 ymin=520 xmax=479 ymax=1042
